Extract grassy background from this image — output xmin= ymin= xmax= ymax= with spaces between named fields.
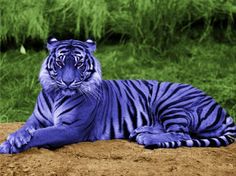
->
xmin=1 ymin=0 xmax=236 ymax=50
xmin=0 ymin=0 xmax=236 ymax=122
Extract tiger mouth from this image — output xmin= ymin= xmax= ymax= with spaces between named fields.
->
xmin=61 ymin=88 xmax=77 ymax=96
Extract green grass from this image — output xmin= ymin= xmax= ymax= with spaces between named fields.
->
xmin=0 ymin=39 xmax=236 ymax=122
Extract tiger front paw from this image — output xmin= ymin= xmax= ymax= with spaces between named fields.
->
xmin=0 ymin=140 xmax=21 ymax=154
xmin=0 ymin=141 xmax=11 ymax=154
xmin=7 ymin=127 xmax=35 ymax=149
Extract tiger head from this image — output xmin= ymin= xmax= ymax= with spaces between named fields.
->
xmin=39 ymin=38 xmax=102 ymax=96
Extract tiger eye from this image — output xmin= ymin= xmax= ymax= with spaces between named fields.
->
xmin=56 ymin=60 xmax=63 ymax=68
xmin=76 ymin=62 xmax=84 ymax=68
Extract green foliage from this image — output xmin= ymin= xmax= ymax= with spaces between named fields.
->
xmin=0 ymin=0 xmax=49 ymax=43
xmin=0 ymin=40 xmax=235 ymax=122
xmin=0 ymin=0 xmax=108 ymax=43
xmin=1 ymin=0 xmax=236 ymax=51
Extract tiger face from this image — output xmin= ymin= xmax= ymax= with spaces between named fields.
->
xmin=39 ymin=38 xmax=102 ymax=96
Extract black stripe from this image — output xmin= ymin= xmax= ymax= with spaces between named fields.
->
xmin=181 ymin=140 xmax=187 ymax=146
xmin=140 ymin=112 xmax=148 ymax=126
xmin=204 ymin=107 xmax=223 ymax=130
xmin=112 ymin=81 xmax=123 ymax=97
xmin=138 ymin=96 xmax=146 ymax=110
xmin=183 ymin=90 xmax=203 ymax=97
xmin=110 ymin=118 xmax=115 ymax=139
xmin=125 ymin=89 xmax=138 ymax=130
xmin=123 ymin=81 xmax=136 ymax=100
xmin=116 ymin=96 xmax=122 ymax=132
xmin=195 ymin=100 xmax=215 ymax=130
xmin=59 ymin=100 xmax=84 ymax=116
xmin=62 ymin=117 xmax=84 ymax=126
xmin=156 ymin=84 xmax=190 ymax=111
xmin=165 ymin=122 xmax=188 ymax=129
xmin=74 ymin=45 xmax=87 ymax=50
xmin=158 ymin=95 xmax=203 ymax=117
xmin=154 ymin=83 xmax=175 ymax=115
xmin=161 ymin=114 xmax=186 ymax=122
xmin=47 ymin=55 xmax=54 ymax=70
xmin=198 ymin=139 xmax=206 ymax=147
xmin=173 ymin=141 xmax=178 ymax=148
xmin=152 ymin=82 xmax=161 ymax=104
xmin=127 ymin=101 xmax=137 ymax=129
xmin=224 ymin=129 xmax=236 ymax=134
xmin=193 ymin=139 xmax=200 ymax=147
xmin=200 ymin=102 xmax=218 ymax=123
xmin=162 ymin=109 xmax=185 ymax=116
xmin=42 ymin=91 xmax=52 ymax=112
xmin=223 ymin=113 xmax=230 ymax=123
xmin=208 ymin=138 xmax=218 ymax=147
xmin=36 ymin=104 xmax=51 ymax=125
xmin=33 ymin=112 xmax=49 ymax=128
xmin=73 ymin=50 xmax=82 ymax=54
xmin=224 ymin=129 xmax=236 ymax=133
xmin=129 ymin=81 xmax=148 ymax=102
xmin=123 ymin=120 xmax=130 ymax=138
xmin=227 ymin=123 xmax=235 ymax=128
xmin=225 ymin=135 xmax=235 ymax=143
xmin=218 ymin=137 xmax=227 ymax=146
xmin=160 ymin=82 xmax=174 ymax=98
xmin=160 ymin=143 xmax=164 ymax=148
xmin=144 ymin=144 xmax=157 ymax=149
xmin=36 ymin=106 xmax=44 ymax=120
xmin=140 ymin=80 xmax=153 ymax=98
xmin=54 ymin=96 xmax=70 ymax=110
xmin=102 ymin=84 xmax=110 ymax=134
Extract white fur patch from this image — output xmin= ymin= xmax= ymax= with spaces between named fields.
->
xmin=39 ymin=59 xmax=58 ymax=92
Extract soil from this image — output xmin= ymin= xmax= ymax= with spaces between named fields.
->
xmin=0 ymin=123 xmax=235 ymax=176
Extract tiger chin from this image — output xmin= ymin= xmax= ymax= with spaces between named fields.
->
xmin=0 ymin=38 xmax=235 ymax=154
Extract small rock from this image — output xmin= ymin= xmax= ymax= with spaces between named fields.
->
xmin=23 ymin=167 xmax=30 ymax=172
xmin=8 ymin=164 xmax=14 ymax=168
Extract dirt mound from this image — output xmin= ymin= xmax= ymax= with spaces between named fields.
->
xmin=0 ymin=123 xmax=235 ymax=176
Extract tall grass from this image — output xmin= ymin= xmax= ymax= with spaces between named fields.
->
xmin=0 ymin=0 xmax=49 ymax=43
xmin=1 ymin=0 xmax=236 ymax=51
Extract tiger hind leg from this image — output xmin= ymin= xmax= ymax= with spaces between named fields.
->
xmin=129 ymin=125 xmax=191 ymax=147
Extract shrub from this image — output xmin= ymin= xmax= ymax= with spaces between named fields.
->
xmin=1 ymin=0 xmax=236 ymax=51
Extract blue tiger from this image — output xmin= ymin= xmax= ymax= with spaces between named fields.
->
xmin=0 ymin=38 xmax=235 ymax=154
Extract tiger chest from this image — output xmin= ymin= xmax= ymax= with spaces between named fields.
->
xmin=52 ymin=96 xmax=98 ymax=126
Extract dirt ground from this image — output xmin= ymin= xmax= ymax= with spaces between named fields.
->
xmin=0 ymin=123 xmax=235 ymax=176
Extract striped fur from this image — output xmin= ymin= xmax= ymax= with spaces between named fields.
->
xmin=0 ymin=38 xmax=235 ymax=154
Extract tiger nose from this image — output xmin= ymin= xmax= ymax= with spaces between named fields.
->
xmin=63 ymin=80 xmax=73 ymax=86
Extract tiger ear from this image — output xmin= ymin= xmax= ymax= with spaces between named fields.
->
xmin=47 ymin=37 xmax=58 ymax=52
xmin=85 ymin=39 xmax=96 ymax=52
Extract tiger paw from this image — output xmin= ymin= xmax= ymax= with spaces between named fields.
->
xmin=0 ymin=141 xmax=11 ymax=154
xmin=7 ymin=127 xmax=34 ymax=149
xmin=135 ymin=133 xmax=158 ymax=146
xmin=129 ymin=125 xmax=164 ymax=141
xmin=0 ymin=141 xmax=20 ymax=154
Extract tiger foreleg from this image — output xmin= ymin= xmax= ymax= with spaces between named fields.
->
xmin=0 ymin=126 xmax=83 ymax=154
xmin=0 ymin=128 xmax=35 ymax=154
xmin=25 ymin=125 xmax=86 ymax=152
xmin=6 ymin=126 xmax=35 ymax=148
xmin=0 ymin=114 xmax=43 ymax=154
